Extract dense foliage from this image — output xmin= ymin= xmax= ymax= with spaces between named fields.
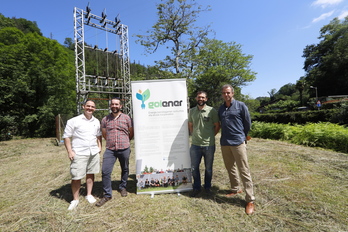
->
xmin=250 ymin=121 xmax=348 ymax=153
xmin=263 ymin=100 xmax=298 ymax=113
xmin=0 ymin=14 xmax=42 ymax=36
xmin=252 ymin=108 xmax=348 ymax=125
xmin=303 ymin=17 xmax=348 ymax=97
xmin=0 ymin=14 xmax=75 ymax=140
xmin=190 ymin=38 xmax=256 ymax=108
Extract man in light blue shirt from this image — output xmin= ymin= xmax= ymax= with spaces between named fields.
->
xmin=218 ymin=84 xmax=255 ymax=215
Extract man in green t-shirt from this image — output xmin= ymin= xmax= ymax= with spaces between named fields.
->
xmin=188 ymin=91 xmax=220 ymax=197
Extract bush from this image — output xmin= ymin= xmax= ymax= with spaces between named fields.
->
xmin=290 ymin=123 xmax=348 ymax=153
xmin=249 ymin=122 xmax=292 ymax=140
xmin=252 ymin=109 xmax=341 ymax=125
xmin=250 ymin=121 xmax=348 ymax=153
xmin=0 ymin=115 xmax=16 ymax=141
xmin=264 ymin=100 xmax=298 ymax=113
xmin=329 ymin=103 xmax=348 ymax=125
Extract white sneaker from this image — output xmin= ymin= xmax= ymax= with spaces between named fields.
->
xmin=68 ymin=200 xmax=79 ymax=210
xmin=85 ymin=195 xmax=97 ymax=204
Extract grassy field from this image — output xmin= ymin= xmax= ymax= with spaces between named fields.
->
xmin=0 ymin=135 xmax=347 ymax=232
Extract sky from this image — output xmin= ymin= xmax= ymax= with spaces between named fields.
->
xmin=1 ymin=0 xmax=348 ymax=98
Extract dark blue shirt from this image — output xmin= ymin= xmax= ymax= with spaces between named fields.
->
xmin=218 ymin=100 xmax=251 ymax=146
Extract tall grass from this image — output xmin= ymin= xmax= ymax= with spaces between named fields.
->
xmin=250 ymin=122 xmax=348 ymax=153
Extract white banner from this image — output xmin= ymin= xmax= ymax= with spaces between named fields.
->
xmin=131 ymin=79 xmax=192 ymax=195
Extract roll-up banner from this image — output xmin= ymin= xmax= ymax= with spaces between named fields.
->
xmin=131 ymin=79 xmax=192 ymax=195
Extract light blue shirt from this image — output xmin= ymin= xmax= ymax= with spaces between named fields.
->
xmin=218 ymin=100 xmax=251 ymax=146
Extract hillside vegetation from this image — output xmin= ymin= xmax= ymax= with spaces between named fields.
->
xmin=0 ymin=135 xmax=347 ymax=231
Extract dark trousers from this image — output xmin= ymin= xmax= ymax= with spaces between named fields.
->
xmin=101 ymin=147 xmax=130 ymax=198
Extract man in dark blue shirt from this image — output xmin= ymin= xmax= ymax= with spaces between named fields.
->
xmin=218 ymin=84 xmax=255 ymax=215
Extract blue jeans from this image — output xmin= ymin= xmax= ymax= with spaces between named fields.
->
xmin=101 ymin=148 xmax=130 ymax=198
xmin=190 ymin=145 xmax=215 ymax=190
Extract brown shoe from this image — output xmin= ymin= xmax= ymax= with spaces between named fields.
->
xmin=226 ymin=189 xmax=243 ymax=197
xmin=95 ymin=197 xmax=111 ymax=207
xmin=245 ymin=202 xmax=255 ymax=215
xmin=120 ymin=188 xmax=128 ymax=197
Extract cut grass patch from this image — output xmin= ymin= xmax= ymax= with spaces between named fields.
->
xmin=0 ymin=136 xmax=347 ymax=231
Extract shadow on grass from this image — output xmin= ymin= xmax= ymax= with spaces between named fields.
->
xmin=214 ymin=188 xmax=246 ymax=208
xmin=50 ymin=176 xmax=245 ymax=209
xmin=49 ymin=174 xmax=137 ymax=203
xmin=179 ymin=186 xmax=246 ymax=209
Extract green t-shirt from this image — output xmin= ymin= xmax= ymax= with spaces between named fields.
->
xmin=188 ymin=105 xmax=219 ymax=146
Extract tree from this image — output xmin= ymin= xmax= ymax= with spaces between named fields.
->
xmin=239 ymin=95 xmax=260 ymax=114
xmin=0 ymin=26 xmax=75 ymax=139
xmin=12 ymin=17 xmax=42 ymax=35
xmin=25 ymin=33 xmax=75 ymax=137
xmin=190 ymin=38 xmax=256 ymax=107
xmin=0 ymin=28 xmax=29 ymax=139
xmin=255 ymin=96 xmax=270 ymax=108
xmin=0 ymin=14 xmax=42 ymax=35
xmin=295 ymin=79 xmax=305 ymax=106
xmin=303 ymin=17 xmax=348 ymax=97
xmin=136 ymin=0 xmax=211 ymax=75
xmin=268 ymin=88 xmax=277 ymax=102
xmin=130 ymin=62 xmax=176 ymax=81
xmin=64 ymin=37 xmax=74 ymax=50
xmin=277 ymin=83 xmax=297 ymax=98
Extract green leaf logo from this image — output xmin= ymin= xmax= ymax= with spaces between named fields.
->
xmin=136 ymin=89 xmax=150 ymax=109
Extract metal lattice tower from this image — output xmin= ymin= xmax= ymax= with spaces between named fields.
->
xmin=73 ymin=6 xmax=131 ymax=116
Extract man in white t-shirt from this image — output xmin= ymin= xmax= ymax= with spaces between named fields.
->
xmin=63 ymin=100 xmax=102 ymax=210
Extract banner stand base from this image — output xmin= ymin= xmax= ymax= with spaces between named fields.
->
xmin=149 ymin=192 xmax=183 ymax=199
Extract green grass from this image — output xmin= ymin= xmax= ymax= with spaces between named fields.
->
xmin=0 ymin=135 xmax=347 ymax=231
xmin=250 ymin=121 xmax=348 ymax=153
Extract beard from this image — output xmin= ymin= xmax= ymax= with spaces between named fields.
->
xmin=197 ymin=100 xmax=206 ymax=106
xmin=111 ymin=108 xmax=121 ymax=114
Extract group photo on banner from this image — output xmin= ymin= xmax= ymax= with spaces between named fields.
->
xmin=131 ymin=79 xmax=192 ymax=195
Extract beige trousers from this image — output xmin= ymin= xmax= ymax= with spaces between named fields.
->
xmin=221 ymin=142 xmax=255 ymax=202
